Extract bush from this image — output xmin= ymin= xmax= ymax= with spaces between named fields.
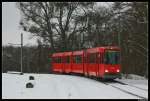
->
xmin=26 ymin=82 xmax=34 ymax=88
xmin=29 ymin=76 xmax=34 ymax=80
xmin=20 ymin=72 xmax=24 ymax=75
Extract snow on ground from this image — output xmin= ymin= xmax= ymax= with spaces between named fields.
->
xmin=122 ymin=74 xmax=147 ymax=80
xmin=116 ymin=79 xmax=148 ymax=90
xmin=2 ymin=73 xmax=148 ymax=99
xmin=108 ymin=82 xmax=148 ymax=98
xmin=116 ymin=74 xmax=148 ymax=91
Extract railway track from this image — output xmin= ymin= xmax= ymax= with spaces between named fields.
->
xmin=102 ymin=79 xmax=148 ymax=91
xmin=106 ymin=84 xmax=146 ymax=99
xmin=84 ymin=77 xmax=147 ymax=99
xmin=81 ymin=76 xmax=148 ymax=99
xmin=114 ymin=80 xmax=148 ymax=91
xmin=103 ymin=80 xmax=148 ymax=99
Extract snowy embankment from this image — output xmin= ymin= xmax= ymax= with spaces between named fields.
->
xmin=2 ymin=73 xmax=148 ymax=99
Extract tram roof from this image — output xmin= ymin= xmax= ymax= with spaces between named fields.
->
xmin=72 ymin=50 xmax=84 ymax=55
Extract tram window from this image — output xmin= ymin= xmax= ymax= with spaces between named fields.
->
xmin=73 ymin=55 xmax=82 ymax=63
xmin=89 ymin=53 xmax=96 ymax=63
xmin=105 ymin=50 xmax=120 ymax=64
xmin=54 ymin=57 xmax=61 ymax=63
xmin=65 ymin=56 xmax=70 ymax=63
xmin=73 ymin=56 xmax=76 ymax=63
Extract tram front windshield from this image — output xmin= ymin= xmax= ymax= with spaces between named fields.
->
xmin=105 ymin=50 xmax=120 ymax=64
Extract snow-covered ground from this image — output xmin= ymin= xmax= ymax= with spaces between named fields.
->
xmin=2 ymin=73 xmax=148 ymax=99
xmin=121 ymin=74 xmax=147 ymax=80
xmin=116 ymin=74 xmax=148 ymax=91
xmin=116 ymin=79 xmax=148 ymax=90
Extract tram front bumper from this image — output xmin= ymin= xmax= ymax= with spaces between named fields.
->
xmin=103 ymin=72 xmax=121 ymax=79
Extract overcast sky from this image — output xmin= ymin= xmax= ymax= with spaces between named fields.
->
xmin=2 ymin=2 xmax=112 ymax=46
xmin=2 ymin=2 xmax=38 ymax=46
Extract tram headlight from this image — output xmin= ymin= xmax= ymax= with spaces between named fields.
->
xmin=117 ymin=69 xmax=120 ymax=72
xmin=105 ymin=69 xmax=108 ymax=73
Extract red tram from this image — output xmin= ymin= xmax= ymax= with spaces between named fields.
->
xmin=51 ymin=46 xmax=121 ymax=79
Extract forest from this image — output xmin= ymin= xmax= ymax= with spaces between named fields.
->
xmin=2 ymin=2 xmax=148 ymax=78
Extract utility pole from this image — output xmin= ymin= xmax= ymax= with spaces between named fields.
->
xmin=2 ymin=46 xmax=4 ymax=73
xmin=145 ymin=7 xmax=148 ymax=78
xmin=21 ymin=33 xmax=23 ymax=74
xmin=8 ymin=33 xmax=23 ymax=75
xmin=118 ymin=6 xmax=122 ymax=77
xmin=118 ymin=6 xmax=121 ymax=47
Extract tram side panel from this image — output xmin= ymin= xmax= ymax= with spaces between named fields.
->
xmin=87 ymin=53 xmax=97 ymax=77
xmin=72 ymin=51 xmax=84 ymax=74
xmin=99 ymin=52 xmax=105 ymax=78
xmin=52 ymin=56 xmax=63 ymax=73
xmin=63 ymin=52 xmax=72 ymax=73
xmin=86 ymin=48 xmax=100 ymax=77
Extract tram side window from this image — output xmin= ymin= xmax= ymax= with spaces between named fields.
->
xmin=89 ymin=53 xmax=96 ymax=63
xmin=54 ymin=57 xmax=61 ymax=63
xmin=73 ymin=55 xmax=82 ymax=63
xmin=65 ymin=56 xmax=70 ymax=63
